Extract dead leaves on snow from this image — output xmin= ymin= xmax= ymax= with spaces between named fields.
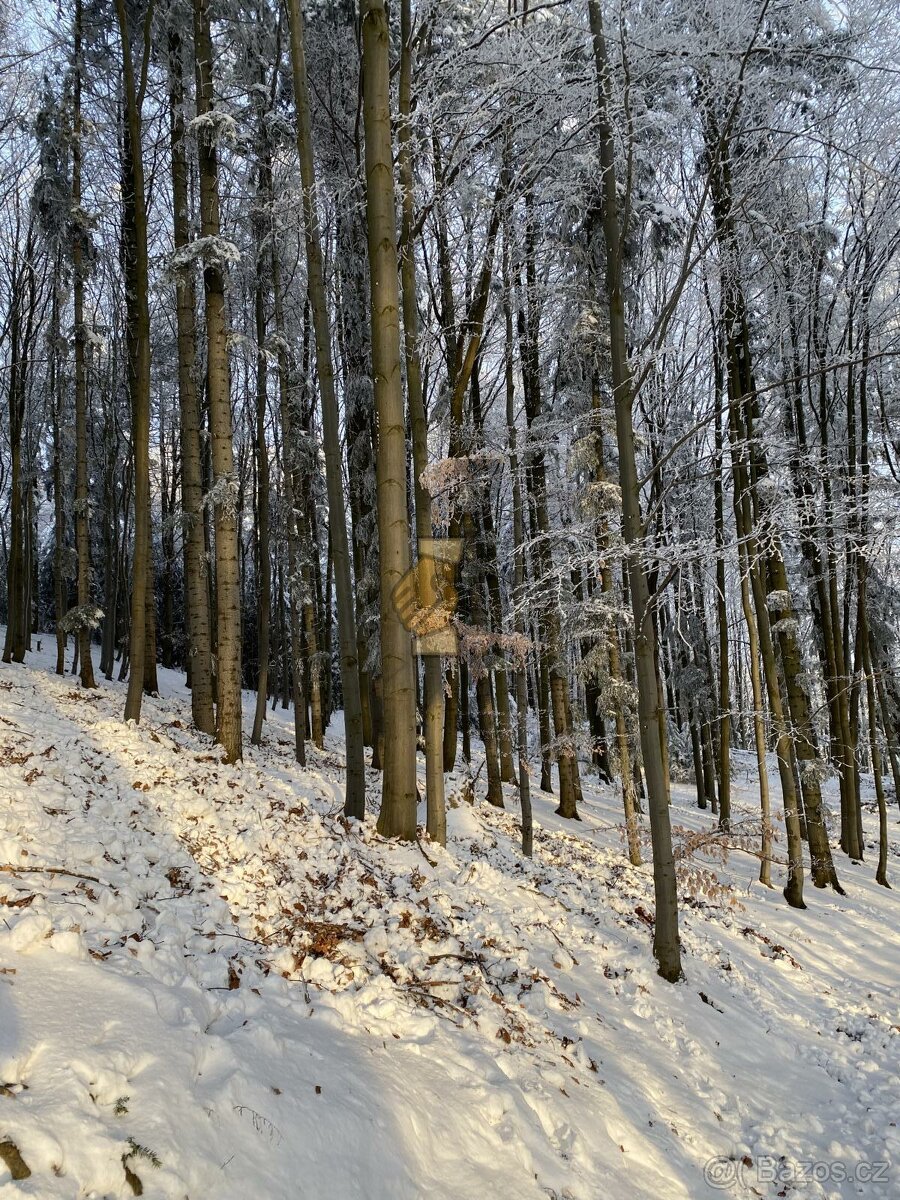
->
xmin=0 ymin=1139 xmax=31 ymax=1180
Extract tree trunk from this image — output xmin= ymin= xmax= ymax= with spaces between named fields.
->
xmin=168 ymin=29 xmax=215 ymax=734
xmin=713 ymin=388 xmax=731 ymax=829
xmin=515 ymin=205 xmax=581 ymax=819
xmin=50 ymin=273 xmax=67 ymax=676
xmin=360 ymin=0 xmax=418 ymax=838
xmin=399 ymin=0 xmax=446 ymax=843
xmin=589 ymin=0 xmax=680 ymax=979
xmin=194 ymin=0 xmax=242 ymax=762
xmin=250 ymin=120 xmax=273 ymax=747
xmin=729 ymin=397 xmax=805 ymax=906
xmin=72 ymin=0 xmax=96 ymax=689
xmin=286 ymin=0 xmax=366 ymax=814
xmin=503 ymin=236 xmax=533 ymax=856
xmin=272 ymin=247 xmax=307 ymax=766
xmin=116 ymin=0 xmax=151 ymax=728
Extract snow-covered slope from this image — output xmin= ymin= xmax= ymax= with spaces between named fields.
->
xmin=0 ymin=647 xmax=898 ymax=1199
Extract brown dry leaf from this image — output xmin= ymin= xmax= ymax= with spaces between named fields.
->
xmin=0 ymin=1139 xmax=30 ymax=1180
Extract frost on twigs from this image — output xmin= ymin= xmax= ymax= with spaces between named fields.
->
xmin=188 ymin=108 xmax=239 ymax=146
xmin=770 ymin=616 xmax=800 ymax=638
xmin=164 ymin=237 xmax=241 ymax=281
xmin=61 ymin=545 xmax=78 ymax=582
xmin=765 ymin=590 xmax=792 ymax=612
xmin=667 ymin=824 xmax=748 ymax=909
xmin=455 ymin=620 xmax=531 ymax=679
xmin=799 ymin=757 xmax=829 ymax=786
xmin=582 ymin=478 xmax=622 ymax=518
xmin=204 ymin=474 xmax=240 ymax=519
xmin=69 ymin=201 xmax=97 ymax=236
xmin=420 ymin=452 xmax=503 ymax=528
xmin=61 ymin=604 xmax=104 ymax=633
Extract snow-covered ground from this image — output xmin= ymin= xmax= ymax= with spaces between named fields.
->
xmin=0 ymin=642 xmax=898 ymax=1199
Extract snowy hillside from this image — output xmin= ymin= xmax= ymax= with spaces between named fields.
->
xmin=1 ymin=648 xmax=898 ymax=1199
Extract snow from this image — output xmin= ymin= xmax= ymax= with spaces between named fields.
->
xmin=0 ymin=641 xmax=898 ymax=1198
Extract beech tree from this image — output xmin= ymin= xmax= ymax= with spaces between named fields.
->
xmin=361 ymin=0 xmax=418 ymax=839
xmin=193 ymin=0 xmax=242 ymax=762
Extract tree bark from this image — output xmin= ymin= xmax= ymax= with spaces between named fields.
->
xmin=589 ymin=0 xmax=681 ymax=979
xmin=286 ymin=0 xmax=366 ymax=815
xmin=399 ymin=0 xmax=446 ymax=843
xmin=116 ymin=0 xmax=151 ymax=728
xmin=361 ymin=0 xmax=418 ymax=839
xmin=72 ymin=0 xmax=96 ymax=689
xmin=194 ymin=0 xmax=242 ymax=762
xmin=250 ymin=108 xmax=273 ymax=747
xmin=503 ymin=234 xmax=533 ymax=856
xmin=168 ymin=28 xmax=215 ymax=734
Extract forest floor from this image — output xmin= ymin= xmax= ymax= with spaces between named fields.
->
xmin=0 ymin=643 xmax=898 ymax=1199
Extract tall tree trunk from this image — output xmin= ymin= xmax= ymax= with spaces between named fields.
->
xmin=515 ymin=204 xmax=581 ymax=819
xmin=737 ymin=540 xmax=773 ymax=886
xmin=143 ymin=560 xmax=158 ymax=694
xmin=116 ymin=0 xmax=151 ymax=727
xmin=855 ymin=318 xmax=890 ymax=888
xmin=464 ymin=362 xmax=503 ymax=808
xmin=873 ymin=658 xmax=900 ymax=812
xmin=159 ymin=408 xmax=176 ymax=671
xmin=168 ymin=29 xmax=215 ymax=734
xmin=713 ymin=386 xmax=731 ymax=829
xmin=72 ymin=0 xmax=96 ymax=689
xmin=250 ymin=118 xmax=273 ymax=747
xmin=286 ymin=0 xmax=366 ymax=815
xmin=601 ymin=557 xmax=642 ymax=866
xmin=99 ymin=331 xmax=119 ymax=681
xmin=250 ymin=262 xmax=271 ymax=747
xmin=361 ymin=0 xmax=418 ymax=839
xmin=503 ymin=235 xmax=533 ymax=856
xmin=703 ymin=100 xmax=839 ymax=897
xmin=1 ymin=211 xmax=35 ymax=667
xmin=194 ymin=0 xmax=242 ymax=762
xmin=730 ymin=396 xmax=805 ymax=905
xmin=589 ymin=0 xmax=680 ymax=979
xmin=588 ymin=375 xmax=642 ymax=863
xmin=271 ymin=245 xmax=307 ymax=766
xmin=861 ymin=600 xmax=890 ymax=889
xmin=738 ymin=340 xmax=841 ymax=891
xmin=399 ymin=0 xmax=446 ymax=843
xmin=50 ymin=270 xmax=67 ymax=675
